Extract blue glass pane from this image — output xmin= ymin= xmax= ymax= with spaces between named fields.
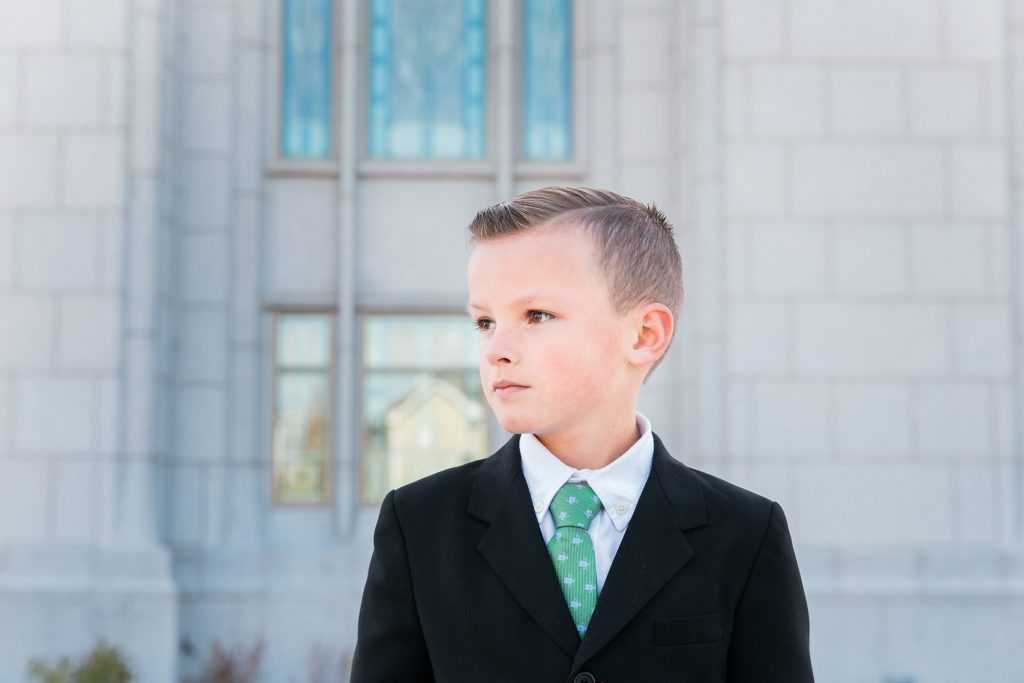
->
xmin=281 ymin=0 xmax=332 ymax=158
xmin=523 ymin=0 xmax=571 ymax=160
xmin=368 ymin=0 xmax=487 ymax=159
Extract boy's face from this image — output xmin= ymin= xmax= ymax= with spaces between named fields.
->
xmin=466 ymin=224 xmax=639 ymax=440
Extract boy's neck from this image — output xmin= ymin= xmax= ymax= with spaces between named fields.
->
xmin=534 ymin=413 xmax=641 ymax=471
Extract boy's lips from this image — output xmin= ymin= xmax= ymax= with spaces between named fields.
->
xmin=493 ymin=380 xmax=529 ymax=396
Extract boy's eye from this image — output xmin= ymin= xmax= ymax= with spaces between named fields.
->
xmin=527 ymin=310 xmax=553 ymax=324
xmin=471 ymin=311 xmax=552 ymax=331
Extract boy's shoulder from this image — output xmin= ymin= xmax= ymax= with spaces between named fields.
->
xmin=670 ymin=458 xmax=771 ymax=510
xmin=391 ymin=454 xmax=489 ymax=510
xmin=388 ymin=432 xmax=524 ymax=511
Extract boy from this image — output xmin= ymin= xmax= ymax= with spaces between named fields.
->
xmin=351 ymin=187 xmax=813 ymax=682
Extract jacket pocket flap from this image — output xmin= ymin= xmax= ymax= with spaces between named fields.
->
xmin=654 ymin=613 xmax=723 ymax=646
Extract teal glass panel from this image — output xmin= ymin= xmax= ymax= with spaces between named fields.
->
xmin=363 ymin=314 xmax=478 ymax=369
xmin=277 ymin=314 xmax=331 ymax=367
xmin=368 ymin=0 xmax=487 ymax=159
xmin=523 ymin=0 xmax=571 ymax=160
xmin=281 ymin=0 xmax=332 ymax=157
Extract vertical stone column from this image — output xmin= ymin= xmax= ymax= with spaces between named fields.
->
xmin=608 ymin=0 xmax=684 ymax=441
xmin=687 ymin=0 xmax=726 ymax=465
xmin=589 ymin=0 xmax=618 ymax=189
xmin=494 ymin=0 xmax=515 ymax=201
xmin=335 ymin=0 xmax=360 ymax=537
xmin=171 ymin=0 xmax=235 ymax=550
xmin=222 ymin=0 xmax=268 ymax=550
xmin=1009 ymin=0 xmax=1024 ymax=549
xmin=112 ymin=0 xmax=170 ymax=552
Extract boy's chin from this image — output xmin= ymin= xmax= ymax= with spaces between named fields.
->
xmin=494 ymin=412 xmax=539 ymax=435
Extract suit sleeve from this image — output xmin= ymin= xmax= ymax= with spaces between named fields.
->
xmin=350 ymin=490 xmax=434 ymax=682
xmin=727 ymin=501 xmax=814 ymax=682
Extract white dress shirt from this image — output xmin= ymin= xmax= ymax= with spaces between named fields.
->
xmin=519 ymin=412 xmax=655 ymax=591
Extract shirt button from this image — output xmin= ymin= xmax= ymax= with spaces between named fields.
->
xmin=615 ymin=503 xmax=628 ymax=514
xmin=534 ymin=501 xmax=544 ymax=514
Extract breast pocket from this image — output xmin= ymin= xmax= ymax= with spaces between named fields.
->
xmin=654 ymin=613 xmax=723 ymax=646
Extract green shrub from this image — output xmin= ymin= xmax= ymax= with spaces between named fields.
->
xmin=27 ymin=640 xmax=132 ymax=683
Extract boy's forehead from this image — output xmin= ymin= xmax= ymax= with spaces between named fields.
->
xmin=467 ymin=225 xmax=594 ymax=270
xmin=466 ymin=225 xmax=604 ymax=309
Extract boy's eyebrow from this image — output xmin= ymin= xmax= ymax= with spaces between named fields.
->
xmin=465 ymin=294 xmax=549 ymax=314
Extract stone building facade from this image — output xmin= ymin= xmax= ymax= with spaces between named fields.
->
xmin=1 ymin=0 xmax=1022 ymax=680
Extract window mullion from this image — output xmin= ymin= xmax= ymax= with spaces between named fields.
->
xmin=495 ymin=0 xmax=515 ymax=197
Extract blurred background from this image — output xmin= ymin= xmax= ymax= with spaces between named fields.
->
xmin=0 ymin=0 xmax=1021 ymax=680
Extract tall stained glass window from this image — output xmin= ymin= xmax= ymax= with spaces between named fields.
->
xmin=361 ymin=314 xmax=488 ymax=503
xmin=272 ymin=313 xmax=333 ymax=504
xmin=522 ymin=0 xmax=572 ymax=160
xmin=368 ymin=0 xmax=487 ymax=159
xmin=281 ymin=0 xmax=333 ymax=158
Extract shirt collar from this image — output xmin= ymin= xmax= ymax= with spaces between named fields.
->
xmin=519 ymin=412 xmax=655 ymax=532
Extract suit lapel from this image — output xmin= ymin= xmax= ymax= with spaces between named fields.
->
xmin=469 ymin=435 xmax=581 ymax=658
xmin=573 ymin=434 xmax=708 ymax=668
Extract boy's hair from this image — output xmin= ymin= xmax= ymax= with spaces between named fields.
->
xmin=467 ymin=186 xmax=683 ymax=378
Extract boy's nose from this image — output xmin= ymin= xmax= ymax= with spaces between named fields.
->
xmin=483 ymin=345 xmax=515 ymax=366
xmin=482 ymin=331 xmax=518 ymax=366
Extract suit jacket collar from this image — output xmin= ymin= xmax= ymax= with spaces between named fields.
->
xmin=468 ymin=434 xmax=583 ymax=657
xmin=646 ymin=431 xmax=708 ymax=530
xmin=467 ymin=432 xmax=709 ymax=664
xmin=573 ymin=432 xmax=707 ymax=667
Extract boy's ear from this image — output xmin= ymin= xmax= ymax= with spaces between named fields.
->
xmin=626 ymin=303 xmax=674 ymax=368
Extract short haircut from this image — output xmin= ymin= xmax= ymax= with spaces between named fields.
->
xmin=467 ymin=186 xmax=683 ymax=379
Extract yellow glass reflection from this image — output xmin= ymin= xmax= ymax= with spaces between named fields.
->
xmin=386 ymin=374 xmax=485 ymax=487
xmin=361 ymin=314 xmax=487 ymax=503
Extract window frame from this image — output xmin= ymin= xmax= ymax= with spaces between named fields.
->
xmin=518 ymin=0 xmax=574 ymax=162
xmin=365 ymin=0 xmax=489 ymax=161
xmin=269 ymin=308 xmax=338 ymax=507
xmin=356 ymin=307 xmax=490 ymax=506
xmin=359 ymin=0 xmax=496 ymax=166
xmin=356 ymin=0 xmax=587 ymax=178
xmin=513 ymin=0 xmax=587 ymax=175
xmin=267 ymin=0 xmax=342 ymax=175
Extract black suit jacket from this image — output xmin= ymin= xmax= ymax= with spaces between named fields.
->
xmin=351 ymin=433 xmax=813 ymax=682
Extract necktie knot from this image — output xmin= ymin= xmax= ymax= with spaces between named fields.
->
xmin=549 ymin=482 xmax=603 ymax=531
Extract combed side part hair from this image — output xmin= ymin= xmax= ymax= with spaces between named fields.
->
xmin=467 ymin=186 xmax=683 ymax=378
